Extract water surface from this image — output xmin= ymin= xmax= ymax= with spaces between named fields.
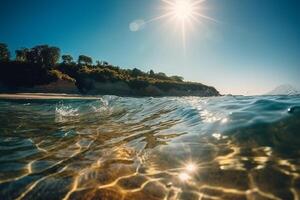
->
xmin=0 ymin=95 xmax=300 ymax=200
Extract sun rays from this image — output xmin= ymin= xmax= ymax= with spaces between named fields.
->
xmin=168 ymin=0 xmax=196 ymax=20
xmin=143 ymin=0 xmax=217 ymax=52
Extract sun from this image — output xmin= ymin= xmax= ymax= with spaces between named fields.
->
xmin=142 ymin=0 xmax=217 ymax=51
xmin=162 ymin=0 xmax=203 ymax=23
xmin=171 ymin=0 xmax=195 ymax=20
xmin=162 ymin=0 xmax=205 ymax=50
xmin=161 ymin=0 xmax=216 ymax=50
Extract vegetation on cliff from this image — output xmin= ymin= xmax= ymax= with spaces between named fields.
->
xmin=0 ymin=43 xmax=219 ymax=96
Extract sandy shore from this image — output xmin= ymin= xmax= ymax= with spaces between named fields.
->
xmin=0 ymin=93 xmax=100 ymax=100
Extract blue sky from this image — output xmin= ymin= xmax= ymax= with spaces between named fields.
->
xmin=1 ymin=0 xmax=299 ymax=95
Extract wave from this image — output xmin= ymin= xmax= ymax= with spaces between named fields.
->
xmin=0 ymin=95 xmax=300 ymax=199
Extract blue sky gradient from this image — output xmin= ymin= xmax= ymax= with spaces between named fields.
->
xmin=1 ymin=0 xmax=299 ymax=95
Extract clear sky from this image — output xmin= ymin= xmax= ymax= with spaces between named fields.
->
xmin=1 ymin=0 xmax=299 ymax=95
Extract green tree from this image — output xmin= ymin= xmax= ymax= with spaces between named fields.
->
xmin=78 ymin=55 xmax=93 ymax=65
xmin=149 ymin=70 xmax=155 ymax=76
xmin=155 ymin=72 xmax=169 ymax=80
xmin=26 ymin=45 xmax=48 ymax=64
xmin=41 ymin=46 xmax=60 ymax=67
xmin=62 ymin=55 xmax=73 ymax=65
xmin=131 ymin=68 xmax=144 ymax=77
xmin=0 ymin=43 xmax=10 ymax=62
xmin=96 ymin=60 xmax=101 ymax=66
xmin=25 ymin=45 xmax=60 ymax=67
xmin=157 ymin=72 xmax=166 ymax=77
xmin=170 ymin=75 xmax=184 ymax=82
xmin=15 ymin=48 xmax=29 ymax=62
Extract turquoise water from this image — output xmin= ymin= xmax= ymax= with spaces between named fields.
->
xmin=0 ymin=95 xmax=300 ymax=200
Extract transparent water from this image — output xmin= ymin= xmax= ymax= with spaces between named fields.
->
xmin=0 ymin=95 xmax=300 ymax=200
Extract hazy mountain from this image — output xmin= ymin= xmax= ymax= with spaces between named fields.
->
xmin=267 ymin=84 xmax=300 ymax=95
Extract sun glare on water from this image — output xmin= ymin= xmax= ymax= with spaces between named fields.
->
xmin=185 ymin=162 xmax=197 ymax=172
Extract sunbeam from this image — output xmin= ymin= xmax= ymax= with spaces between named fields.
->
xmin=144 ymin=0 xmax=217 ymax=51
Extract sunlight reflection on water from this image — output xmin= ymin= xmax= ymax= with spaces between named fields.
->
xmin=0 ymin=95 xmax=300 ymax=199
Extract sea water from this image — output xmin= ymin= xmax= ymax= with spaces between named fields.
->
xmin=0 ymin=95 xmax=300 ymax=200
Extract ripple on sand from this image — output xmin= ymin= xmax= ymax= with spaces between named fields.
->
xmin=69 ymin=187 xmax=122 ymax=200
xmin=251 ymin=166 xmax=293 ymax=199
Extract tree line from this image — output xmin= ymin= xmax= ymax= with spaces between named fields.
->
xmin=0 ymin=42 xmax=220 ymax=96
xmin=0 ymin=43 xmax=93 ymax=67
xmin=0 ymin=42 xmax=184 ymax=82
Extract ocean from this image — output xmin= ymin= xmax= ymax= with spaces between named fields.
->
xmin=0 ymin=95 xmax=300 ymax=200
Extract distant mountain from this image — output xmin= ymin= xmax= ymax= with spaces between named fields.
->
xmin=266 ymin=84 xmax=300 ymax=95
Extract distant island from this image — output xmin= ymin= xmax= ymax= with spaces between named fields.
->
xmin=0 ymin=43 xmax=219 ymax=97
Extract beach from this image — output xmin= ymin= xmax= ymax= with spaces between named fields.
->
xmin=0 ymin=93 xmax=100 ymax=100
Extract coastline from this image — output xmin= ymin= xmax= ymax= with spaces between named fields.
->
xmin=0 ymin=91 xmax=222 ymax=100
xmin=0 ymin=93 xmax=100 ymax=100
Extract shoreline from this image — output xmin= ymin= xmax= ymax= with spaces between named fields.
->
xmin=0 ymin=92 xmax=223 ymax=100
xmin=0 ymin=93 xmax=100 ymax=100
